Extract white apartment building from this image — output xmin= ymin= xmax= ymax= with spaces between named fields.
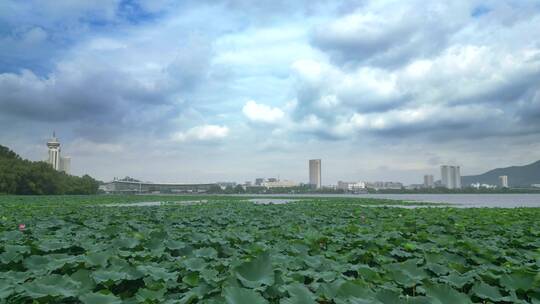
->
xmin=499 ymin=175 xmax=509 ymax=188
xmin=423 ymin=175 xmax=434 ymax=188
xmin=441 ymin=165 xmax=461 ymax=189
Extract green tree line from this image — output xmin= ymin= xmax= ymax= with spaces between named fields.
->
xmin=0 ymin=145 xmax=99 ymax=195
xmin=206 ymin=184 xmax=347 ymax=194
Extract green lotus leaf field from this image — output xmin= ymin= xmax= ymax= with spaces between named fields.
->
xmin=0 ymin=195 xmax=539 ymax=303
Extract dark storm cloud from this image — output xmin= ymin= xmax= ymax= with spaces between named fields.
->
xmin=516 ymin=87 xmax=540 ymax=124
xmin=336 ymin=105 xmax=500 ymax=139
xmin=368 ymin=116 xmax=499 ymax=140
xmin=0 ymin=0 xmax=262 ymax=150
xmin=309 ymin=3 xmax=462 ymax=68
xmin=165 ymin=38 xmax=213 ymax=91
xmin=288 ymin=45 xmax=540 ymax=142
xmin=285 ymin=0 xmax=540 ymax=144
xmin=0 ymin=72 xmax=169 ymax=143
xmin=0 ymin=35 xmax=216 ymax=143
xmin=449 ymin=65 xmax=540 ymax=107
xmin=0 ymin=1 xmax=123 ymax=74
xmin=0 ymin=68 xmax=160 ymax=122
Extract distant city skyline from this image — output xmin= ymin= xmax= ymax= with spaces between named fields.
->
xmin=1 ymin=1 xmax=540 ymax=184
xmin=12 ymin=133 xmax=540 ymax=187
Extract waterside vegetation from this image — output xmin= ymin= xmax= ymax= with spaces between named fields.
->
xmin=0 ymin=145 xmax=99 ymax=195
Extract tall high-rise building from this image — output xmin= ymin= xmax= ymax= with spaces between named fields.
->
xmin=441 ymin=166 xmax=449 ymax=188
xmin=499 ymin=175 xmax=508 ymax=188
xmin=423 ymin=175 xmax=434 ymax=188
xmin=453 ymin=166 xmax=461 ymax=189
xmin=441 ymin=165 xmax=461 ymax=189
xmin=309 ymin=159 xmax=321 ymax=189
xmin=46 ymin=132 xmax=70 ymax=174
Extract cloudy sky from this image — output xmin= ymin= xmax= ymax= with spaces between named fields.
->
xmin=1 ymin=0 xmax=540 ymax=184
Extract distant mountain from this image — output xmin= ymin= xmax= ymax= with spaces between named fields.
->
xmin=461 ymin=160 xmax=540 ymax=187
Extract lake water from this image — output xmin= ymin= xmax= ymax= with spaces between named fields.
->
xmin=102 ymin=200 xmax=207 ymax=207
xmin=242 ymin=194 xmax=540 ymax=208
xmin=100 ymin=194 xmax=540 ymax=208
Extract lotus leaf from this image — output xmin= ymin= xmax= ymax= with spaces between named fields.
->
xmin=234 ymin=252 xmax=274 ymax=288
xmin=223 ymin=286 xmax=268 ymax=304
xmin=80 ymin=292 xmax=122 ymax=304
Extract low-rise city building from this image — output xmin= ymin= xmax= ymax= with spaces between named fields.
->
xmin=261 ymin=179 xmax=298 ymax=188
xmin=470 ymin=183 xmax=497 ymax=189
xmin=365 ymin=181 xmax=403 ymax=190
xmin=406 ymin=184 xmax=424 ymax=190
xmin=100 ymin=177 xmax=215 ymax=194
xmin=337 ymin=181 xmax=366 ymax=192
xmin=217 ymin=182 xmax=236 ymax=190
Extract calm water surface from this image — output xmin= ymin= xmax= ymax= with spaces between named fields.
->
xmin=242 ymin=194 xmax=540 ymax=208
xmin=102 ymin=194 xmax=540 ymax=208
xmin=351 ymin=194 xmax=540 ymax=207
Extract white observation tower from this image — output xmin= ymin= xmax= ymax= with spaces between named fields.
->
xmin=47 ymin=132 xmax=61 ymax=170
xmin=46 ymin=132 xmax=70 ymax=174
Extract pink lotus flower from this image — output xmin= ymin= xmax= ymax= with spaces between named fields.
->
xmin=18 ymin=224 xmax=26 ymax=231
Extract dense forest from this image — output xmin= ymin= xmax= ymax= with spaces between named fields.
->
xmin=0 ymin=145 xmax=99 ymax=195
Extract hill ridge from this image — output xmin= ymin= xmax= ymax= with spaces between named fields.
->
xmin=462 ymin=160 xmax=540 ymax=187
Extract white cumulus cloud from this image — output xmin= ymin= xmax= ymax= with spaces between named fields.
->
xmin=242 ymin=100 xmax=285 ymax=123
xmin=172 ymin=124 xmax=229 ymax=142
